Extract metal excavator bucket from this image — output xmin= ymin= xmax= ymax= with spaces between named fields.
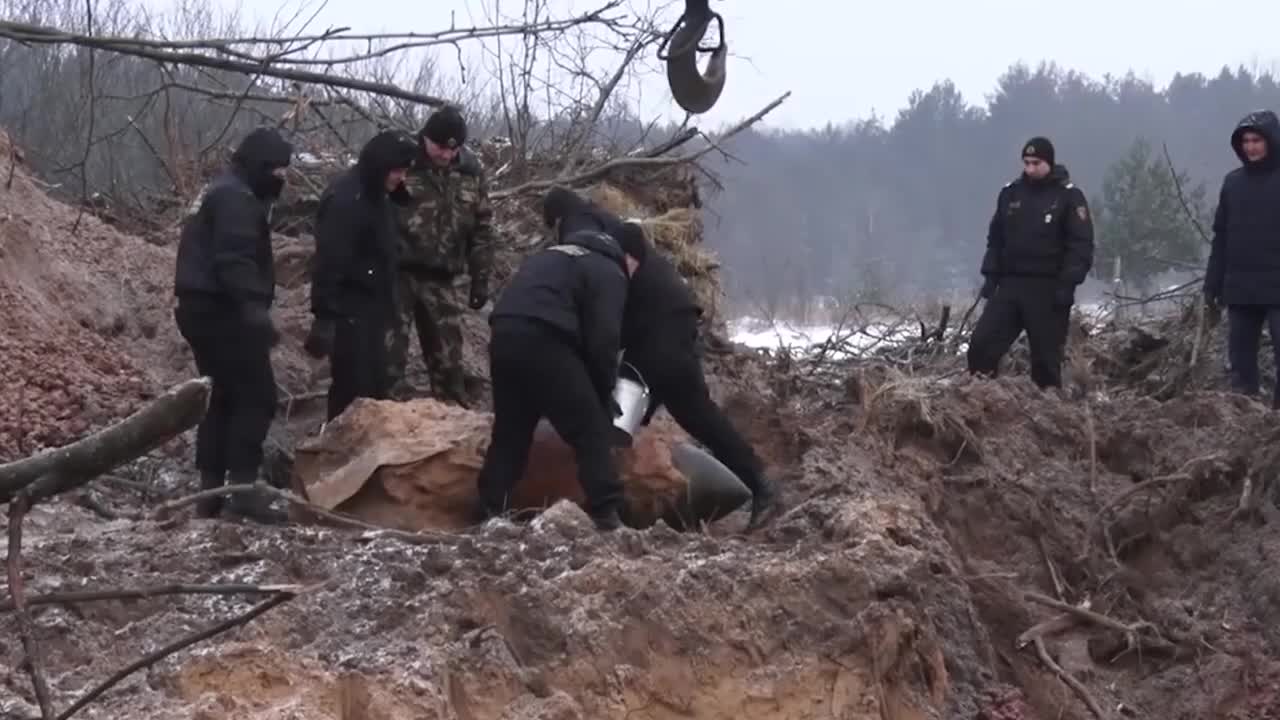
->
xmin=660 ymin=0 xmax=728 ymax=114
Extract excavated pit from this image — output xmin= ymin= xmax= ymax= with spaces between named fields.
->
xmin=7 ymin=127 xmax=1280 ymax=719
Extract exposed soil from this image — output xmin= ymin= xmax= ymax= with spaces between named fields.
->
xmin=5 ymin=128 xmax=1280 ymax=719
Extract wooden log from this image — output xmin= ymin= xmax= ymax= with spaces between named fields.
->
xmin=0 ymin=377 xmax=212 ymax=505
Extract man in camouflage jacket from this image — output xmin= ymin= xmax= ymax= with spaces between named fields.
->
xmin=388 ymin=106 xmax=497 ymax=405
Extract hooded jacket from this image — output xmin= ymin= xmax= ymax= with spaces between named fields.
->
xmin=541 ymin=187 xmax=701 ymax=353
xmin=490 ymin=229 xmax=630 ymax=401
xmin=310 ymin=130 xmax=417 ymax=320
xmin=174 ymin=128 xmax=293 ymax=307
xmin=1205 ymin=110 xmax=1280 ymax=305
xmin=980 ymin=163 xmax=1094 ymax=286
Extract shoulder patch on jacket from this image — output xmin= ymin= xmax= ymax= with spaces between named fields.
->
xmin=1065 ymin=182 xmax=1075 ymax=189
xmin=548 ymin=244 xmax=589 ymax=257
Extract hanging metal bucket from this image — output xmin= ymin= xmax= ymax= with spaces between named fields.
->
xmin=611 ymin=362 xmax=651 ymax=446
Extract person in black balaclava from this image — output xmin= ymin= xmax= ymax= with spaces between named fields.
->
xmin=304 ymin=129 xmax=419 ymax=421
xmin=1204 ymin=110 xmax=1280 ymax=407
xmin=541 ymin=186 xmax=781 ymax=531
xmin=967 ymin=136 xmax=1095 ymax=390
xmin=173 ymin=127 xmax=293 ymax=522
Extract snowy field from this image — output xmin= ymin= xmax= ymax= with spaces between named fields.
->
xmin=728 ymin=301 xmax=1108 ymax=357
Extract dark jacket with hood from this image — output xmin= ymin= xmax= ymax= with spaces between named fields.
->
xmin=1205 ymin=110 xmax=1280 ymax=306
xmin=310 ymin=130 xmax=417 ymax=321
xmin=490 ymin=228 xmax=630 ymax=402
xmin=174 ymin=128 xmax=294 ymax=309
xmin=541 ymin=187 xmax=701 ymax=355
xmin=981 ymin=163 xmax=1094 ymax=288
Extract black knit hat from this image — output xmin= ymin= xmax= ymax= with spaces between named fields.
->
xmin=613 ymin=222 xmax=648 ymax=264
xmin=421 ymin=105 xmax=467 ymax=148
xmin=1022 ymin=136 xmax=1055 ymax=166
xmin=542 ymin=186 xmax=577 ymax=228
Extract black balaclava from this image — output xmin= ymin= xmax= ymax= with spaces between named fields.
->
xmin=420 ymin=105 xmax=468 ymax=150
xmin=357 ymin=129 xmax=418 ymax=195
xmin=232 ymin=127 xmax=293 ymax=201
xmin=1230 ymin=110 xmax=1279 ymax=173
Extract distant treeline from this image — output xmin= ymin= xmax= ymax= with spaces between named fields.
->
xmin=700 ymin=63 xmax=1280 ymax=317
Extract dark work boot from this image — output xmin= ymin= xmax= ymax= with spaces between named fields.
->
xmin=196 ymin=469 xmax=226 ymax=518
xmin=434 ymin=369 xmax=470 ymax=408
xmin=224 ymin=469 xmax=288 ymax=525
xmin=590 ymin=507 xmax=623 ymax=532
xmin=746 ymin=476 xmax=781 ymax=531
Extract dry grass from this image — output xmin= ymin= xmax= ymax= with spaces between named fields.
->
xmin=585 ymin=181 xmax=725 ymax=321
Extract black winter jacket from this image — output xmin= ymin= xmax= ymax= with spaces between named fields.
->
xmin=541 ymin=187 xmax=700 ymax=352
xmin=310 ymin=130 xmax=417 ymax=321
xmin=1205 ymin=110 xmax=1280 ymax=306
xmin=174 ymin=168 xmax=276 ymax=308
xmin=490 ymin=230 xmax=630 ymax=401
xmin=981 ymin=164 xmax=1094 ymax=286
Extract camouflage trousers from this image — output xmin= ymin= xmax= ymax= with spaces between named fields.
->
xmin=386 ymin=271 xmax=468 ymax=404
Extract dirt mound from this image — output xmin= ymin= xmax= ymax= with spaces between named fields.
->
xmin=0 ymin=131 xmax=336 ymax=463
xmin=0 ymin=129 xmax=173 ymax=460
xmin=10 ymin=126 xmax=1280 ymax=720
xmin=9 ymin=360 xmax=1280 ymax=719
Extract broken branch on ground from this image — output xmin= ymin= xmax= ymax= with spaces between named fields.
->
xmin=8 ymin=494 xmax=56 ymax=719
xmin=0 ymin=377 xmax=212 ymax=506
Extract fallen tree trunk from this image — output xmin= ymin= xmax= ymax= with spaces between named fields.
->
xmin=0 ymin=377 xmax=211 ymax=505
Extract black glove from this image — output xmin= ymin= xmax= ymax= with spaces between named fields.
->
xmin=1053 ymin=282 xmax=1075 ymax=308
xmin=242 ymin=304 xmax=280 ymax=347
xmin=468 ymin=281 xmax=488 ymax=310
xmin=980 ymin=276 xmax=999 ymax=300
xmin=304 ymin=316 xmax=336 ymax=359
xmin=389 ymin=182 xmax=412 ymax=207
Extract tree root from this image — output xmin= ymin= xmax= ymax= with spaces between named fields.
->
xmin=1032 ymin=635 xmax=1106 ymax=720
xmin=1016 ymin=589 xmax=1196 ymax=720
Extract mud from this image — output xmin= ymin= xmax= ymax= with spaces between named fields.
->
xmin=5 ymin=128 xmax=1280 ymax=719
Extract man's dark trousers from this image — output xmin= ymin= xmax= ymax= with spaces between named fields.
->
xmin=476 ymin=318 xmax=624 ymax=516
xmin=1226 ymin=304 xmax=1280 ymax=408
xmin=967 ymin=276 xmax=1071 ymax=389
xmin=175 ymin=296 xmax=277 ymax=476
xmin=327 ymin=309 xmax=391 ymax=421
xmin=628 ymin=312 xmax=768 ymax=494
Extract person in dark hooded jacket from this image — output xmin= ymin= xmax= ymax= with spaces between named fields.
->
xmin=541 ymin=186 xmax=780 ymax=530
xmin=173 ymin=126 xmax=293 ymax=522
xmin=474 ymin=221 xmax=646 ymax=531
xmin=967 ymin=136 xmax=1094 ymax=389
xmin=1204 ymin=110 xmax=1280 ymax=407
xmin=304 ymin=129 xmax=419 ymax=420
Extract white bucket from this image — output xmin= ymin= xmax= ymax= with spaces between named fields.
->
xmin=611 ymin=362 xmax=651 ymax=444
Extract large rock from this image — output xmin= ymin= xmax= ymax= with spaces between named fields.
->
xmin=290 ymin=398 xmax=751 ymax=531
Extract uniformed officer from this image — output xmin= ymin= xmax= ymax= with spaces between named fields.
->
xmin=387 ymin=106 xmax=497 ymax=406
xmin=967 ymin=136 xmax=1094 ymax=389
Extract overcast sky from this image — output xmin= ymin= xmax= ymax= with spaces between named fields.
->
xmin=212 ymin=0 xmax=1280 ymax=131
